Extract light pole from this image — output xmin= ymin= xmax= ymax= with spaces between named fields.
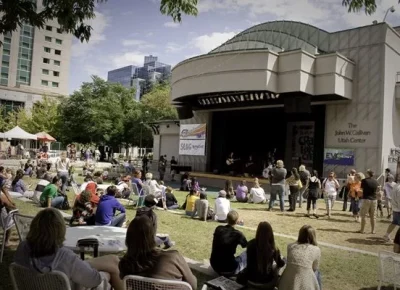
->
xmin=139 ymin=111 xmax=149 ymax=157
xmin=383 ymin=6 xmax=395 ymax=22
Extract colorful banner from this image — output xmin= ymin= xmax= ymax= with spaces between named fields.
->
xmin=287 ymin=122 xmax=315 ymax=169
xmin=179 ymin=124 xmax=206 ymax=156
xmin=323 ymin=148 xmax=355 ymax=166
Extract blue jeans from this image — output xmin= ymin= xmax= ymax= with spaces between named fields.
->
xmin=234 ymin=251 xmax=247 ymax=274
xmin=351 ymin=198 xmax=360 ymax=216
xmin=315 ymin=270 xmax=322 ymax=289
xmin=51 ymin=196 xmax=65 ymax=209
xmin=269 ymin=185 xmax=285 ymax=211
xmin=168 ymin=204 xmax=179 ymax=210
xmin=58 ymin=172 xmax=69 ymax=194
xmin=110 ymin=213 xmax=126 ymax=227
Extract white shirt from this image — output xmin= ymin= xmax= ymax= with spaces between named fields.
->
xmin=56 ymin=158 xmax=70 ymax=173
xmin=145 ymin=179 xmax=162 ymax=197
xmin=250 ymin=187 xmax=266 ymax=203
xmin=214 ymin=197 xmax=230 ymax=221
xmin=323 ymin=178 xmax=339 ymax=195
xmin=391 ymin=184 xmax=400 ymax=212
xmin=385 ymin=182 xmax=396 ymax=199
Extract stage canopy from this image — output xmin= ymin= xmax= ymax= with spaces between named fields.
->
xmin=36 ymin=132 xmax=56 ymax=142
xmin=2 ymin=126 xmax=37 ymax=140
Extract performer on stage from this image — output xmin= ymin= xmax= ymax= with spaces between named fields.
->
xmin=244 ymin=155 xmax=255 ymax=177
xmin=226 ymin=152 xmax=239 ymax=175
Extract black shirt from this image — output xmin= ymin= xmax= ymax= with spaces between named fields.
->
xmin=210 ymin=225 xmax=247 ymax=274
xmin=394 ymin=227 xmax=400 ymax=247
xmin=361 ymin=177 xmax=379 ymax=200
xmin=241 ymin=239 xmax=285 ymax=284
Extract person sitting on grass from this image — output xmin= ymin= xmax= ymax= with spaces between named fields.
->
xmin=23 ymin=159 xmax=34 ymax=177
xmin=39 ymin=176 xmax=65 ymax=209
xmin=144 ymin=172 xmax=162 ymax=198
xmin=14 ymin=208 xmax=124 ymax=290
xmin=237 ymin=221 xmax=285 ymax=287
xmin=214 ymin=190 xmax=231 ymax=222
xmin=71 ymin=190 xmax=96 ymax=226
xmin=95 ymin=186 xmax=126 ymax=227
xmin=184 ymin=189 xmax=199 ymax=216
xmin=156 ymin=186 xmax=179 ymax=210
xmin=236 ymin=180 xmax=249 ymax=202
xmin=119 ymin=215 xmax=197 ymax=289
xmin=210 ymin=210 xmax=247 ymax=276
xmin=192 ymin=192 xmax=213 ymax=221
xmin=248 ymin=178 xmax=266 ymax=204
xmin=136 ymin=194 xmax=175 ymax=249
xmin=12 ymin=169 xmax=34 ymax=199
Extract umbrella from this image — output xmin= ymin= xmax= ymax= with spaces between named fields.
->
xmin=36 ymin=132 xmax=56 ymax=142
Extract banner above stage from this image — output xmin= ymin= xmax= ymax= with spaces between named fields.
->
xmin=179 ymin=124 xmax=206 ymax=156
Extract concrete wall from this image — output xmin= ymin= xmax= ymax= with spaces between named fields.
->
xmin=152 ymin=122 xmax=179 ymax=162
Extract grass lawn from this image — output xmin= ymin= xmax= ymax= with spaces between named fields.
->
xmin=0 ymin=176 xmax=395 ymax=290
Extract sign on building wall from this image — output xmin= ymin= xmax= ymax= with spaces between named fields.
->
xmin=388 ymin=148 xmax=400 ymax=181
xmin=286 ymin=122 xmax=314 ymax=169
xmin=179 ymin=124 xmax=206 ymax=156
xmin=325 ymin=121 xmax=378 ymax=148
xmin=323 ymin=148 xmax=355 ymax=166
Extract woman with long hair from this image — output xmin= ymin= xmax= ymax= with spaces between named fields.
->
xmin=224 ymin=179 xmax=234 ymax=199
xmin=119 ymin=215 xmax=197 ymax=289
xmin=12 ymin=169 xmax=34 ymax=198
xmin=305 ymin=170 xmax=321 ymax=218
xmin=14 ymin=208 xmax=123 ymax=289
xmin=238 ymin=221 xmax=285 ymax=287
xmin=279 ymin=225 xmax=322 ymax=290
xmin=349 ymin=172 xmax=364 ymax=222
xmin=286 ymin=168 xmax=302 ymax=212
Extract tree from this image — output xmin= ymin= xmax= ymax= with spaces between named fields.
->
xmin=341 ymin=0 xmax=400 ymax=15
xmin=0 ymin=0 xmax=198 ymax=43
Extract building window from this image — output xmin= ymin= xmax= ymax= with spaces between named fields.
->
xmin=0 ymin=78 xmax=8 ymax=86
xmin=44 ymin=47 xmax=51 ymax=53
xmin=20 ymin=65 xmax=28 ymax=71
xmin=3 ymin=49 xmax=10 ymax=55
xmin=42 ymin=69 xmax=49 ymax=75
xmin=4 ymin=37 xmax=11 ymax=44
xmin=52 ymin=82 xmax=59 ymax=88
xmin=55 ymin=39 xmax=62 ymax=45
xmin=41 ymin=80 xmax=48 ymax=86
xmin=2 ymin=61 xmax=9 ymax=67
xmin=21 ymin=53 xmax=29 ymax=59
xmin=55 ymin=49 xmax=61 ymax=55
xmin=56 ymin=28 xmax=62 ymax=34
xmin=45 ymin=36 xmax=52 ymax=42
xmin=1 ymin=73 xmax=8 ymax=78
xmin=46 ymin=25 xmax=52 ymax=31
xmin=54 ymin=60 xmax=61 ymax=66
xmin=43 ymin=58 xmax=50 ymax=64
xmin=53 ymin=71 xmax=59 ymax=77
xmin=22 ymin=42 xmax=30 ymax=48
xmin=23 ymin=31 xmax=31 ymax=37
xmin=19 ymin=76 xmax=27 ymax=83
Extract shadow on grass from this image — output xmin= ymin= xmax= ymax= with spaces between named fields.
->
xmin=346 ymin=236 xmax=394 ymax=246
xmin=236 ymin=208 xmax=267 ymax=211
xmin=360 ymin=287 xmax=395 ymax=290
xmin=317 ymin=228 xmax=357 ymax=234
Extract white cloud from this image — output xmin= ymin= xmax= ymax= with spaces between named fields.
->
xmin=112 ymin=51 xmax=147 ymax=68
xmin=146 ymin=32 xmax=154 ymax=37
xmin=71 ymin=11 xmax=110 ymax=58
xmin=122 ymin=39 xmax=155 ymax=49
xmin=191 ymin=32 xmax=237 ymax=54
xmin=166 ymin=42 xmax=184 ymax=53
xmin=164 ymin=21 xmax=180 ymax=28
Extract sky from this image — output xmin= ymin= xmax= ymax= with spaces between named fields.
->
xmin=69 ymin=0 xmax=400 ymax=93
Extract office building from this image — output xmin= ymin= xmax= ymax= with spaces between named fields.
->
xmin=0 ymin=2 xmax=73 ymax=112
xmin=107 ymin=55 xmax=172 ymax=100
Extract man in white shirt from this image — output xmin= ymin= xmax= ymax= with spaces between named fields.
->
xmin=55 ymin=152 xmax=70 ymax=195
xmin=214 ymin=190 xmax=231 ymax=222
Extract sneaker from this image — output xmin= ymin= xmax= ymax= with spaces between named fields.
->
xmin=313 ymin=214 xmax=319 ymax=219
xmin=383 ymin=235 xmax=392 ymax=242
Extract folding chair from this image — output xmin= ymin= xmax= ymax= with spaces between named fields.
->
xmin=13 ymin=213 xmax=34 ymax=242
xmin=123 ymin=275 xmax=192 ymax=290
xmin=127 ymin=183 xmax=141 ymax=207
xmin=0 ymin=208 xmax=18 ymax=263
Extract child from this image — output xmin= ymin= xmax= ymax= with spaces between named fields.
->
xmin=384 ymin=175 xmax=396 ymax=218
xmin=377 ymin=186 xmax=384 ymax=218
xmin=71 ymin=190 xmax=95 ymax=225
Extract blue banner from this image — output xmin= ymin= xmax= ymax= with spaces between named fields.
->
xmin=323 ymin=148 xmax=355 ymax=166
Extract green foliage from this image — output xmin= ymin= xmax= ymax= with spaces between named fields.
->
xmin=0 ymin=0 xmax=198 ymax=43
xmin=57 ymin=76 xmax=177 ymax=148
xmin=342 ymin=0 xmax=400 ymax=14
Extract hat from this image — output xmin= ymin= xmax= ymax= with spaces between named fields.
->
xmin=219 ymin=190 xmax=227 ymax=197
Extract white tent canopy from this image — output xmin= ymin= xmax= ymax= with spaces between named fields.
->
xmin=1 ymin=126 xmax=37 ymax=140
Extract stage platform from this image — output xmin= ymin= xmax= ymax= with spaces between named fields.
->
xmin=189 ymin=172 xmax=271 ymax=190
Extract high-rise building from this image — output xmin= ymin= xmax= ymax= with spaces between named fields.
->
xmin=0 ymin=3 xmax=73 ymax=112
xmin=107 ymin=55 xmax=171 ymax=100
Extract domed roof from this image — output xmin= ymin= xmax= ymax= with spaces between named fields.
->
xmin=210 ymin=20 xmax=331 ymax=55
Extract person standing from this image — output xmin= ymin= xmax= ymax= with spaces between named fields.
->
xmin=306 ymin=170 xmax=321 ymax=219
xmin=343 ymin=169 xmax=356 ymax=211
xmin=358 ymin=169 xmax=379 ymax=234
xmin=158 ymin=155 xmax=167 ymax=181
xmin=322 ymin=172 xmax=340 ymax=218
xmin=170 ymin=156 xmax=178 ymax=181
xmin=286 ymin=168 xmax=302 ymax=212
xmin=384 ymin=182 xmax=400 ymax=242
xmin=268 ymin=160 xmax=287 ymax=212
xmin=298 ymin=165 xmax=310 ymax=208
xmin=384 ymin=175 xmax=396 ymax=219
xmin=55 ymin=151 xmax=70 ymax=195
